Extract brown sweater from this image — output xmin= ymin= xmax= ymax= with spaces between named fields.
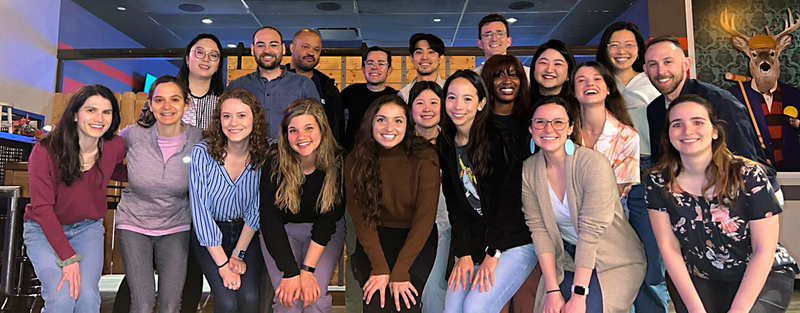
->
xmin=345 ymin=144 xmax=440 ymax=282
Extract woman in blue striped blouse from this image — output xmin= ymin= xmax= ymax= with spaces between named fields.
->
xmin=189 ymin=89 xmax=270 ymax=312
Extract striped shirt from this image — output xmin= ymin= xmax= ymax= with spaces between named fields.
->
xmin=189 ymin=141 xmax=261 ymax=246
xmin=181 ymin=92 xmax=219 ymax=131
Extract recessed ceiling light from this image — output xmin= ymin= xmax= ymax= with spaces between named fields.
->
xmin=433 ymin=18 xmax=442 ymax=22
xmin=227 ymin=44 xmax=237 ymax=48
xmin=507 ymin=17 xmax=518 ymax=24
xmin=508 ymin=1 xmax=535 ymax=10
xmin=116 ymin=6 xmax=126 ymax=11
xmin=178 ymin=3 xmax=205 ymax=12
xmin=201 ymin=18 xmax=213 ymax=24
xmin=316 ymin=2 xmax=341 ymax=11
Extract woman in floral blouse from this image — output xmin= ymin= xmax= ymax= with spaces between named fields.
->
xmin=645 ymin=94 xmax=796 ymax=313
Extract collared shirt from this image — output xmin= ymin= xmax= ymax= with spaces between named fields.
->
xmin=189 ymin=141 xmax=261 ymax=247
xmin=584 ymin=111 xmax=640 ymax=185
xmin=226 ymin=65 xmax=320 ymax=138
xmin=751 ymin=79 xmax=779 ymax=110
xmin=615 ymin=72 xmax=660 ymax=156
xmin=398 ymin=75 xmax=446 ymax=102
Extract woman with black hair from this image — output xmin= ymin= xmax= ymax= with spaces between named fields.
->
xmin=24 ymin=84 xmax=126 ymax=312
xmin=530 ymin=39 xmax=576 ymax=104
xmin=439 ymin=70 xmax=535 ymax=313
xmin=346 ymin=94 xmax=440 ymax=312
xmin=178 ymin=33 xmax=226 ymax=130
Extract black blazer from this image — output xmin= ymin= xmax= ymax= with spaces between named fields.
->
xmin=438 ymin=126 xmax=532 ymax=263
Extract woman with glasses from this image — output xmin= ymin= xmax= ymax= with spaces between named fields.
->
xmin=522 ymin=96 xmax=645 ymax=313
xmin=179 ymin=33 xmax=226 ymax=130
xmin=596 ymin=22 xmax=667 ymax=313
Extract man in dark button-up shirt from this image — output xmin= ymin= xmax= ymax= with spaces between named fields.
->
xmin=227 ymin=26 xmax=320 ymax=138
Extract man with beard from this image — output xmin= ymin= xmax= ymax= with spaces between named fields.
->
xmin=644 ymin=36 xmax=775 ymax=184
xmin=473 ymin=13 xmax=530 ymax=79
xmin=340 ymin=46 xmax=398 ymax=151
xmin=227 ymin=26 xmax=320 ymax=138
xmin=398 ymin=33 xmax=446 ymax=102
xmin=286 ymin=29 xmax=345 ymax=142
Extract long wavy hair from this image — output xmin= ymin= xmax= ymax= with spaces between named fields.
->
xmin=530 ymin=95 xmax=583 ymax=148
xmin=571 ymin=61 xmax=634 ymax=128
xmin=440 ymin=70 xmax=505 ymax=177
xmin=480 ymin=55 xmax=532 ymax=121
xmin=268 ymin=98 xmax=344 ymax=214
xmin=40 ymin=84 xmax=121 ymax=185
xmin=350 ymin=95 xmax=433 ymax=227
xmin=204 ymin=89 xmax=269 ymax=169
xmin=650 ymin=94 xmax=746 ymax=203
xmin=596 ymin=22 xmax=647 ymax=74
xmin=177 ymin=33 xmax=226 ymax=96
xmin=137 ymin=75 xmax=190 ymax=128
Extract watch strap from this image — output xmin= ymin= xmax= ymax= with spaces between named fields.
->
xmin=301 ymin=264 xmax=316 ymax=273
xmin=232 ymin=249 xmax=246 ymax=259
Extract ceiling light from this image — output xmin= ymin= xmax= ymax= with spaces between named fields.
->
xmin=507 ymin=17 xmax=518 ymax=24
xmin=201 ymin=18 xmax=213 ymax=24
xmin=116 ymin=6 xmax=126 ymax=11
xmin=227 ymin=44 xmax=237 ymax=48
xmin=178 ymin=4 xmax=205 ymax=12
xmin=316 ymin=2 xmax=342 ymax=11
xmin=433 ymin=18 xmax=442 ymax=22
xmin=509 ymin=1 xmax=535 ymax=10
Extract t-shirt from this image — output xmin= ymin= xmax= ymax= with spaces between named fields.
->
xmin=341 ymin=84 xmax=398 ymax=151
xmin=455 ymin=145 xmax=481 ymax=216
xmin=644 ymin=162 xmax=795 ymax=281
xmin=548 ymin=183 xmax=577 ymax=245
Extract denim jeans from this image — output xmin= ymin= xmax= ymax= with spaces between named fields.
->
xmin=560 ymin=241 xmax=603 ymax=313
xmin=117 ymin=229 xmax=190 ymax=313
xmin=627 ymin=156 xmax=669 ymax=312
xmin=261 ymin=219 xmax=345 ymax=312
xmin=422 ymin=188 xmax=450 ymax=313
xmin=23 ymin=219 xmax=105 ymax=313
xmin=444 ymin=243 xmax=537 ymax=313
xmin=191 ymin=220 xmax=263 ymax=312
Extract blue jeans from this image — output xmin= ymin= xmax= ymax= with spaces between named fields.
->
xmin=422 ymin=189 xmax=450 ymax=313
xmin=444 ymin=243 xmax=537 ymax=313
xmin=560 ymin=241 xmax=603 ymax=312
xmin=627 ymin=156 xmax=669 ymax=312
xmin=23 ymin=219 xmax=105 ymax=313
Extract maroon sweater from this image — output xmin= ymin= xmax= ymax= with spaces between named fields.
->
xmin=24 ymin=135 xmax=126 ymax=260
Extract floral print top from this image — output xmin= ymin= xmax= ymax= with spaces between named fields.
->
xmin=645 ymin=162 xmax=795 ymax=282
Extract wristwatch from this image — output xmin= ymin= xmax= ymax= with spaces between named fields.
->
xmin=572 ymin=285 xmax=589 ymax=296
xmin=232 ymin=249 xmax=246 ymax=259
xmin=301 ymin=264 xmax=316 ymax=273
xmin=485 ymin=246 xmax=502 ymax=258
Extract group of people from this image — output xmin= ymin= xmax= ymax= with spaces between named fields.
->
xmin=23 ymin=11 xmax=797 ymax=313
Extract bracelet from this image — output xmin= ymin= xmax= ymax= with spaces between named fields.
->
xmin=56 ymin=254 xmax=82 ymax=268
xmin=217 ymin=259 xmax=230 ymax=269
xmin=546 ymin=289 xmax=561 ymax=294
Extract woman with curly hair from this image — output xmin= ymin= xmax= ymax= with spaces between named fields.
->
xmin=260 ymin=98 xmax=346 ymax=312
xmin=346 ymin=94 xmax=440 ymax=312
xmin=189 ymin=89 xmax=269 ymax=312
xmin=645 ymin=94 xmax=796 ymax=313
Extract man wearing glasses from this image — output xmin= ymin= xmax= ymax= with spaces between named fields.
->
xmin=474 ymin=13 xmax=531 ymax=79
xmin=227 ymin=26 xmax=320 ymax=138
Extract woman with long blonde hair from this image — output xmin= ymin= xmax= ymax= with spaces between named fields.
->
xmin=259 ymin=98 xmax=346 ymax=312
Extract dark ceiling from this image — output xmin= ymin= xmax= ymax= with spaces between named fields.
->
xmin=70 ymin=0 xmax=640 ymax=50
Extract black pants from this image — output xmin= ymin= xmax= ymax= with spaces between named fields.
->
xmin=352 ymin=226 xmax=437 ymax=313
xmin=669 ymin=268 xmax=795 ymax=313
xmin=112 ymin=233 xmax=204 ymax=313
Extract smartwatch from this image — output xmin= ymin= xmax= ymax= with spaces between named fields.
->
xmin=571 ymin=285 xmax=589 ymax=296
xmin=301 ymin=264 xmax=316 ymax=273
xmin=232 ymin=249 xmax=246 ymax=259
xmin=485 ymin=246 xmax=502 ymax=258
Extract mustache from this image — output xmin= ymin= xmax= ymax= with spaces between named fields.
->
xmin=259 ymin=52 xmax=277 ymax=59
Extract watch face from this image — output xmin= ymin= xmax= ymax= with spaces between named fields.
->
xmin=573 ymin=285 xmax=587 ymax=295
xmin=238 ymin=250 xmax=246 ymax=259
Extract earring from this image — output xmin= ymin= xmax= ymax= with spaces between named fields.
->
xmin=564 ymin=138 xmax=575 ymax=155
xmin=530 ymin=139 xmax=537 ymax=154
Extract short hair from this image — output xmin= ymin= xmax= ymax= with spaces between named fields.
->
xmin=293 ymin=28 xmax=321 ymax=40
xmin=644 ymin=35 xmax=684 ymax=55
xmin=253 ymin=26 xmax=283 ymax=43
xmin=363 ymin=46 xmax=392 ymax=67
xmin=478 ymin=13 xmax=509 ymax=38
xmin=596 ymin=22 xmax=647 ymax=73
xmin=408 ymin=33 xmax=445 ymax=56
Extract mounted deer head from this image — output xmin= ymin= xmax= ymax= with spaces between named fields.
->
xmin=720 ymin=8 xmax=800 ymax=94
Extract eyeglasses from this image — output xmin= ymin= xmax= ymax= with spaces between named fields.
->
xmin=606 ymin=42 xmax=638 ymax=51
xmin=192 ymin=48 xmax=220 ymax=61
xmin=481 ymin=31 xmax=507 ymax=39
xmin=531 ymin=118 xmax=569 ymax=130
xmin=365 ymin=61 xmax=389 ymax=69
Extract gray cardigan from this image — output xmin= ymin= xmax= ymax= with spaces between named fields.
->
xmin=521 ymin=146 xmax=646 ymax=313
xmin=115 ymin=123 xmax=203 ymax=230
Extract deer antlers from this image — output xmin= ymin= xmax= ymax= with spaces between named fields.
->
xmin=720 ymin=8 xmax=750 ymax=41
xmin=775 ymin=8 xmax=800 ymax=40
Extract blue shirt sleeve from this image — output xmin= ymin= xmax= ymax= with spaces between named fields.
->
xmin=303 ymin=78 xmax=321 ymax=101
xmin=190 ymin=144 xmax=223 ymax=246
xmin=243 ymin=167 xmax=261 ymax=231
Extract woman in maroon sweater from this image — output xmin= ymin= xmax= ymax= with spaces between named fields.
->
xmin=24 ymin=84 xmax=126 ymax=313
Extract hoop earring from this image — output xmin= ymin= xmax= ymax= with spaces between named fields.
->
xmin=564 ymin=138 xmax=575 ymax=156
xmin=530 ymin=139 xmax=537 ymax=154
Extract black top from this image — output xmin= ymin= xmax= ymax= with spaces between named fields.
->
xmin=495 ymin=114 xmax=530 ymax=147
xmin=438 ymin=127 xmax=532 ymax=263
xmin=341 ymin=83 xmax=398 ymax=151
xmin=286 ymin=64 xmax=346 ymax=143
xmin=259 ymin=156 xmax=345 ymax=278
xmin=645 ymin=162 xmax=794 ymax=282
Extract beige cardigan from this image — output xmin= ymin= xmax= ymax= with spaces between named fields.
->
xmin=521 ymin=146 xmax=646 ymax=313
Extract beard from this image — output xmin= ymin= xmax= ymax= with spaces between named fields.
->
xmin=654 ymin=71 xmax=684 ymax=96
xmin=293 ymin=54 xmax=318 ymax=72
xmin=256 ymin=52 xmax=282 ymax=70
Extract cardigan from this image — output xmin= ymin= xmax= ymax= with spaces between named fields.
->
xmin=521 ymin=146 xmax=646 ymax=313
